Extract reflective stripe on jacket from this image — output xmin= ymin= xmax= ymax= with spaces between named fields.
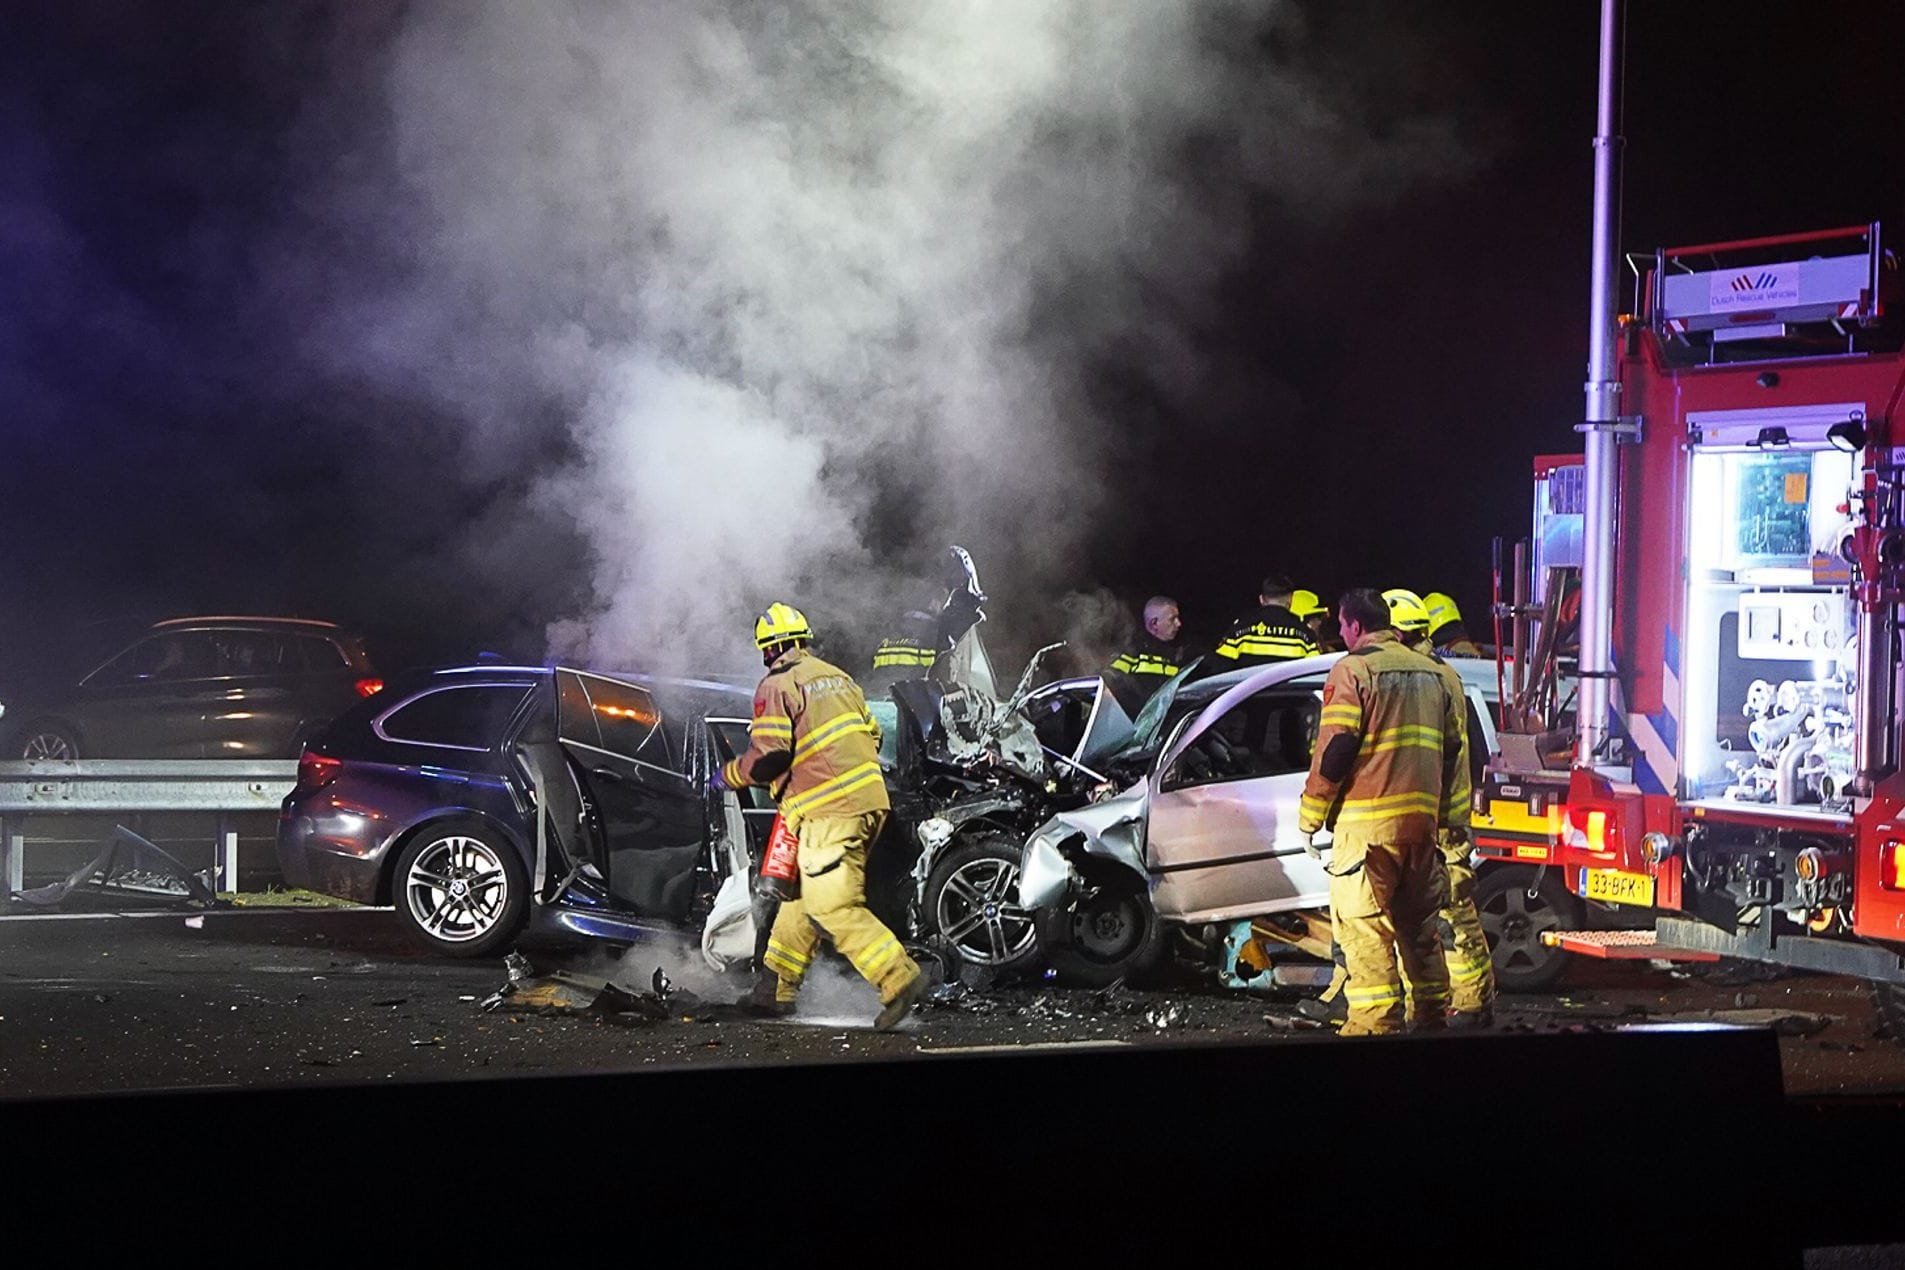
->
xmin=872 ymin=636 xmax=937 ymax=670
xmin=1298 ymin=629 xmax=1461 ymax=840
xmin=1212 ymin=604 xmax=1319 ymax=665
xmin=1109 ymin=651 xmax=1181 ymax=677
xmin=723 ymin=648 xmax=890 ymax=822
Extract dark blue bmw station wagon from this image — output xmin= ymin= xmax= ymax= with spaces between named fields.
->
xmin=277 ymin=665 xmax=769 ymax=958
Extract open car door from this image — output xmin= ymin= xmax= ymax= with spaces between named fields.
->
xmin=555 ymin=669 xmax=704 ymax=923
xmin=1143 ymin=661 xmax=1338 ymax=923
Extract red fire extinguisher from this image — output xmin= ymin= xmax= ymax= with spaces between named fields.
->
xmin=755 ymin=813 xmax=800 ymax=901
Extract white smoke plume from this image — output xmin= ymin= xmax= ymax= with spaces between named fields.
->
xmin=287 ymin=1 xmax=1468 ymax=676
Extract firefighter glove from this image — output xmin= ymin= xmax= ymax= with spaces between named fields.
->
xmin=707 ymin=769 xmax=730 ymax=796
xmin=1302 ymin=831 xmax=1323 ymax=861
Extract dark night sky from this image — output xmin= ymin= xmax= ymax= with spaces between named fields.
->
xmin=1 ymin=0 xmax=1901 ymax=684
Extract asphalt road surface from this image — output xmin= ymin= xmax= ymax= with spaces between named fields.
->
xmin=2 ymin=904 xmax=1904 ymax=1099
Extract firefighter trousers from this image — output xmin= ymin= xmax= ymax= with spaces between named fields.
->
xmin=760 ymin=811 xmax=919 ymax=1005
xmin=1327 ymin=826 xmax=1450 ymax=1036
xmin=1439 ymin=838 xmax=1497 ymax=1015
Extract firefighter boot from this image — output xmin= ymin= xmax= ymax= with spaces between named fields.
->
xmin=1296 ymin=945 xmax=1349 ymax=1028
xmin=1447 ymin=1003 xmax=1495 ymax=1030
xmin=742 ymin=970 xmax=795 ymax=1018
xmin=874 ymin=967 xmax=930 ymax=1032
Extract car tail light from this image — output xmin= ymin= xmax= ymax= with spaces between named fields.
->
xmin=354 ymin=678 xmax=385 ymax=698
xmin=297 ymin=750 xmax=343 ymax=793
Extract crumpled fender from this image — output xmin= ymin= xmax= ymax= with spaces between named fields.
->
xmin=1017 ymin=783 xmax=1149 ymax=908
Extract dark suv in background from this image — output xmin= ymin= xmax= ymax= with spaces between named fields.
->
xmin=5 ymin=616 xmax=382 ymax=760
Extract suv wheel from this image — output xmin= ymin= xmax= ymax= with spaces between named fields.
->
xmin=392 ymin=819 xmax=528 ymax=958
xmin=20 ymin=723 xmax=79 ymax=761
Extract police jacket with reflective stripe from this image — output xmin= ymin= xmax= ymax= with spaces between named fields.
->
xmin=1106 ymin=633 xmax=1182 ymax=678
xmin=724 ymin=648 xmax=890 ymax=822
xmin=872 ymin=635 xmax=937 ymax=670
xmin=1212 ymin=604 xmax=1318 ymax=666
xmin=1297 ymin=629 xmax=1462 ymax=841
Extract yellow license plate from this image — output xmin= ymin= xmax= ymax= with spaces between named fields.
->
xmin=1582 ymin=868 xmax=1654 ymax=907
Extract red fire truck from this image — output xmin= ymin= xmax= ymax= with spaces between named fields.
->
xmin=1465 ymin=0 xmax=1905 ymax=1019
xmin=1481 ymin=222 xmax=1905 ymax=1011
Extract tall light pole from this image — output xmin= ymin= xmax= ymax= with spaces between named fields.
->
xmin=1575 ymin=0 xmax=1625 ymax=769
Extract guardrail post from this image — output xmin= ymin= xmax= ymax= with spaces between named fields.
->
xmin=216 ymin=813 xmax=238 ymax=894
xmin=3 ymin=814 xmax=20 ymax=898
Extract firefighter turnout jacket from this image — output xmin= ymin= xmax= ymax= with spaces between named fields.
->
xmin=723 ymin=648 xmax=890 ymax=823
xmin=1212 ymin=603 xmax=1319 ymax=667
xmin=1298 ymin=629 xmax=1464 ymax=840
xmin=1416 ymin=645 xmax=1472 ymax=835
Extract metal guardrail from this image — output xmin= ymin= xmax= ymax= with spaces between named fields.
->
xmin=0 ymin=760 xmax=298 ymax=895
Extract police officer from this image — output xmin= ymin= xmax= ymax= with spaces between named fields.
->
xmin=1297 ymin=589 xmax=1458 ymax=1036
xmin=869 ymin=593 xmax=940 ymax=693
xmin=1103 ymin=595 xmax=1184 ymax=714
xmin=1210 ymin=574 xmax=1319 ymax=668
xmin=712 ymin=603 xmax=927 ymax=1031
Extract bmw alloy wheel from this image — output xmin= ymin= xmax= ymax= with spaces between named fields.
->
xmin=402 ymin=833 xmax=512 ymax=945
xmin=934 ymin=855 xmax=1038 ymax=966
xmin=21 ymin=730 xmax=76 ymax=761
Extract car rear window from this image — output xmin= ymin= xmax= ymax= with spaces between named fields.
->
xmin=216 ymin=632 xmax=297 ymax=676
xmin=379 ymin=685 xmax=532 ymax=751
xmin=294 ymin=636 xmax=349 ymax=671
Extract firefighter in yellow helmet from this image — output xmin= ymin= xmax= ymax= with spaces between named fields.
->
xmin=1296 ymin=588 xmax=1457 ymax=1035
xmin=712 ymin=603 xmax=927 ymax=1030
xmin=1423 ymin=591 xmax=1484 ymax=657
xmin=1290 ymin=587 xmax=1343 ymax=653
xmin=1386 ymin=587 xmax=1496 ymax=1023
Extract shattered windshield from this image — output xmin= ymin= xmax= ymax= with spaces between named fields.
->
xmin=1118 ymin=662 xmax=1202 ymax=763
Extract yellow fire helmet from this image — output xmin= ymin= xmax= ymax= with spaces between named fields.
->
xmin=1382 ymin=588 xmax=1432 ymax=634
xmin=1423 ymin=591 xmax=1464 ymax=636
xmin=753 ymin=602 xmax=814 ymax=650
xmin=1288 ymin=588 xmax=1327 ymax=620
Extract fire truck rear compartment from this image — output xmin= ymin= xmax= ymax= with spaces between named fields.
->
xmin=1680 ymin=432 xmax=1861 ymax=815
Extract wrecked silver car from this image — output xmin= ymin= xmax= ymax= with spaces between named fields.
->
xmin=1018 ymin=655 xmax=1500 ymax=986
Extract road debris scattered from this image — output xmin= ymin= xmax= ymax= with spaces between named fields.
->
xmin=10 ymin=826 xmax=218 ymax=912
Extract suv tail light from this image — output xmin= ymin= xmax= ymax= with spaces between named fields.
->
xmin=297 ymin=750 xmax=343 ymax=793
xmin=354 ymin=678 xmax=385 ymax=698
